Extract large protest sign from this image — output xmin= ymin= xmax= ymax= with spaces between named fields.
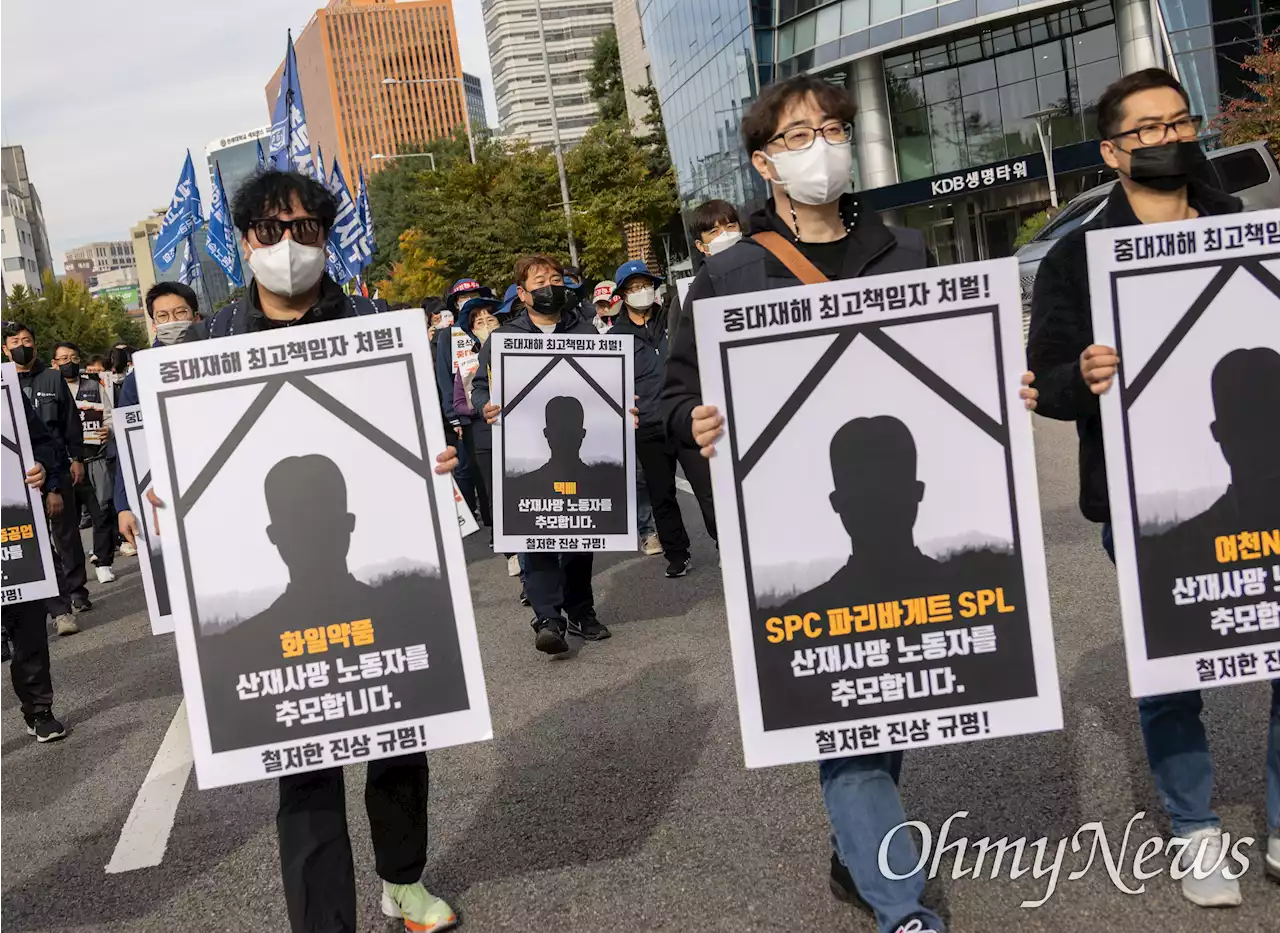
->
xmin=1089 ymin=211 xmax=1280 ymax=697
xmin=114 ymin=405 xmax=174 ymax=634
xmin=134 ymin=310 xmax=491 ymax=788
xmin=1 ymin=363 xmax=58 ymax=605
xmin=491 ymin=332 xmax=636 ymax=553
xmin=695 ymin=258 xmax=1061 ymax=768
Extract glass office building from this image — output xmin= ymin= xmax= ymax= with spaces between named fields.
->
xmin=641 ymin=0 xmax=1276 ymax=262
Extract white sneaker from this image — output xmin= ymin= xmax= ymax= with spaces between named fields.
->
xmin=117 ymin=541 xmax=137 ymax=557
xmin=1266 ymin=830 xmax=1280 ymax=881
xmin=1173 ymin=826 xmax=1242 ymax=907
xmin=95 ymin=565 xmax=116 ymax=584
xmin=54 ymin=614 xmax=79 ymax=637
xmin=507 ymin=555 xmax=520 ymax=577
xmin=641 ymin=533 xmax=663 ymax=556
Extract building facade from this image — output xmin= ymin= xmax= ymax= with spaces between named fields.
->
xmin=1 ymin=145 xmax=54 ymax=284
xmin=464 ymin=72 xmax=491 ymax=133
xmin=207 ymin=126 xmax=270 ymax=205
xmin=613 ymin=0 xmax=653 ymax=131
xmin=90 ymin=266 xmax=142 ymax=311
xmin=485 ymin=0 xmax=615 ymax=147
xmin=65 ymin=240 xmax=135 ymax=276
xmin=643 ymin=0 xmax=1269 ymax=263
xmin=267 ymin=0 xmax=468 ymax=182
xmin=2 ymin=183 xmax=42 ymax=295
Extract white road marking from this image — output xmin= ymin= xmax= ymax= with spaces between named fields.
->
xmin=105 ymin=700 xmax=193 ymax=873
xmin=675 ymin=476 xmax=693 ymax=495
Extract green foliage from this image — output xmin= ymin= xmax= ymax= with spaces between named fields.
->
xmin=634 ymin=83 xmax=672 ymax=179
xmin=1216 ymin=38 xmax=1280 ymax=149
xmin=5 ymin=273 xmax=148 ymax=358
xmin=586 ymin=28 xmax=627 ymax=125
xmin=1013 ymin=209 xmax=1057 ymax=250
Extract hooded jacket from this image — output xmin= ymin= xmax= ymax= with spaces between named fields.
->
xmin=1028 ymin=180 xmax=1242 ymax=524
xmin=660 ymin=195 xmax=928 ymax=447
xmin=608 ymin=303 xmax=668 ymax=435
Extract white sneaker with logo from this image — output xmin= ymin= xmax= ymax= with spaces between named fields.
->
xmin=1173 ymin=826 xmax=1242 ymax=907
xmin=95 ymin=565 xmax=117 ymax=584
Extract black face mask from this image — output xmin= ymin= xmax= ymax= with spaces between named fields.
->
xmin=529 ymin=284 xmax=567 ymax=317
xmin=1127 ymin=140 xmax=1206 ymax=192
xmin=8 ymin=345 xmax=34 ymax=366
xmin=59 ymin=361 xmax=80 ymax=381
xmin=109 ymin=348 xmax=131 ymax=374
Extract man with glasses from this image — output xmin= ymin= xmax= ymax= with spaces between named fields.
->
xmin=1027 ymin=68 xmax=1270 ymax=909
xmin=51 ymin=341 xmax=117 ymax=584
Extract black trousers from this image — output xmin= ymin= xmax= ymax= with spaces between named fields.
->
xmin=524 ymin=552 xmax=594 ymax=623
xmin=5 ymin=599 xmax=54 ymax=716
xmin=76 ymin=459 xmax=116 ymax=566
xmin=635 ymin=431 xmax=717 ymax=561
xmin=461 ymin=424 xmax=491 ymax=525
xmin=47 ymin=475 xmax=87 ymax=616
xmin=278 ymin=753 xmax=428 ymax=933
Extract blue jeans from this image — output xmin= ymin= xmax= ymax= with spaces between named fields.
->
xmin=637 ymin=465 xmax=655 ymax=538
xmin=1103 ymin=523 xmax=1280 ymax=836
xmin=820 ymin=754 xmax=944 ymax=933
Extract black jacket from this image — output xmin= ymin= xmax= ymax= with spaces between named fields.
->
xmin=608 ymin=304 xmax=667 ymax=435
xmin=1027 ymin=181 xmax=1242 ymax=523
xmin=18 ymin=359 xmax=83 ymax=463
xmin=192 ymin=276 xmax=378 ymax=339
xmin=22 ymin=389 xmax=66 ymax=488
xmin=661 ymin=195 xmax=929 ymax=447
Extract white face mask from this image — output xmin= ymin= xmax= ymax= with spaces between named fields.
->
xmin=763 ymin=139 xmax=854 ymax=206
xmin=706 ymin=229 xmax=742 ymax=255
xmin=154 ymin=321 xmax=194 ymax=346
xmin=625 ymin=286 xmax=655 ymax=310
xmin=248 ymin=238 xmax=327 ymax=298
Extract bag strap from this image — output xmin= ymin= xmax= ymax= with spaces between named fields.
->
xmin=751 ymin=231 xmax=829 ymax=285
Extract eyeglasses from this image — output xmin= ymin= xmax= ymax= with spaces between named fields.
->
xmin=1111 ymin=116 xmax=1203 ymax=147
xmin=766 ymin=121 xmax=853 ymax=152
xmin=153 ymin=307 xmax=194 ymax=324
xmin=249 ymin=217 xmax=325 ymax=246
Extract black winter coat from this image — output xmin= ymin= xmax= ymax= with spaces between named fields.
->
xmin=608 ymin=305 xmax=667 ymax=436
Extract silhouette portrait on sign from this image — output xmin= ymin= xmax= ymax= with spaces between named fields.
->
xmin=780 ymin=416 xmax=943 ymax=614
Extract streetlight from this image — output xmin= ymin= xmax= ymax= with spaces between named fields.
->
xmin=1025 ymin=106 xmax=1064 ymax=208
xmin=382 ymin=76 xmax=476 ymax=165
xmin=533 ymin=0 xmax=579 ymax=267
xmin=371 ymin=152 xmax=436 ymax=171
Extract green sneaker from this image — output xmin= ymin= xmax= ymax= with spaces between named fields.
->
xmin=380 ymin=881 xmax=456 ymax=932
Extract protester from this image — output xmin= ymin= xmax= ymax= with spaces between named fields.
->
xmin=454 ymin=294 xmax=502 ymax=526
xmin=173 ymin=169 xmax=461 ymax=933
xmin=660 ymin=73 xmax=1036 ymax=933
xmin=690 ymin=199 xmax=743 ymax=258
xmin=590 ymin=281 xmax=616 ymax=334
xmin=1026 ymin=67 xmax=1275 ymax=908
xmin=473 ymin=254 xmax=610 ymax=653
xmin=610 ymin=260 xmax=715 ymax=577
xmin=438 ymin=277 xmax=493 ymax=526
xmin=84 ymin=355 xmax=106 ymax=376
xmin=4 ymin=322 xmax=88 ymax=636
xmin=5 ymin=389 xmax=70 ymax=741
xmin=50 ymin=341 xmax=116 ymax=584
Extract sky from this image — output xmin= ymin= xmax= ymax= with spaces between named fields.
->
xmin=0 ymin=0 xmax=497 ymax=273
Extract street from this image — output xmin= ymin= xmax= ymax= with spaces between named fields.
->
xmin=2 ymin=417 xmax=1277 ymax=933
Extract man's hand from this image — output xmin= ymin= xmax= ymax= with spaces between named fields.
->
xmin=70 ymin=460 xmax=85 ymax=485
xmin=691 ymin=405 xmax=724 ymax=459
xmin=1080 ymin=345 xmax=1120 ymax=395
xmin=24 ymin=463 xmax=46 ymax=490
xmin=1019 ymin=371 xmax=1038 ymax=411
xmin=483 ymin=402 xmax=501 ymax=426
xmin=45 ymin=490 xmax=63 ymax=518
xmin=119 ymin=509 xmax=139 ymax=546
xmin=434 ymin=446 xmax=459 ymax=475
xmin=631 ymin=395 xmax=639 ymax=429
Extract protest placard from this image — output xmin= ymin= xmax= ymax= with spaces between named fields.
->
xmin=1 ymin=362 xmax=58 ymax=605
xmin=491 ymin=332 xmax=636 ymax=553
xmin=695 ymin=258 xmax=1061 ymax=767
xmin=133 ymin=309 xmax=491 ymax=788
xmin=114 ymin=405 xmax=173 ymax=634
xmin=1088 ymin=210 xmax=1280 ymax=696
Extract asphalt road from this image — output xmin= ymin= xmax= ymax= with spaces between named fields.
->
xmin=3 ymin=418 xmax=1278 ymax=932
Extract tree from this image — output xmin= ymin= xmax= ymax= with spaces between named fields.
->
xmin=1216 ymin=38 xmax=1280 ymax=149
xmin=586 ymin=28 xmax=627 ymax=124
xmin=633 ymin=83 xmax=672 ymax=179
xmin=376 ymin=229 xmax=449 ymax=304
xmin=5 ymin=273 xmax=147 ymax=358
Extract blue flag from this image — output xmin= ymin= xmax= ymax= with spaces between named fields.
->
xmin=206 ymin=162 xmax=244 ymax=288
xmin=267 ymin=30 xmax=316 ymax=177
xmin=357 ymin=165 xmax=376 ymax=259
xmin=153 ymin=151 xmax=204 ymax=271
xmin=256 ymin=138 xmax=266 ymax=170
xmin=324 ymin=156 xmax=368 ymax=279
xmin=316 ymin=145 xmax=327 ymax=186
xmin=178 ymin=234 xmax=203 ymax=287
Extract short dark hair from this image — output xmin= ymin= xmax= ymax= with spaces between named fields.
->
xmin=88 ymin=355 xmax=105 ymax=367
xmin=2 ymin=321 xmax=33 ymax=341
xmin=231 ymin=170 xmax=337 ymax=236
xmin=741 ymin=74 xmax=858 ymax=154
xmin=52 ymin=341 xmax=80 ymax=357
xmin=1096 ymin=68 xmax=1190 ymax=140
xmin=513 ymin=254 xmax=564 ymax=289
xmin=145 ymin=281 xmax=199 ymax=317
xmin=690 ymin=199 xmax=741 ymax=242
